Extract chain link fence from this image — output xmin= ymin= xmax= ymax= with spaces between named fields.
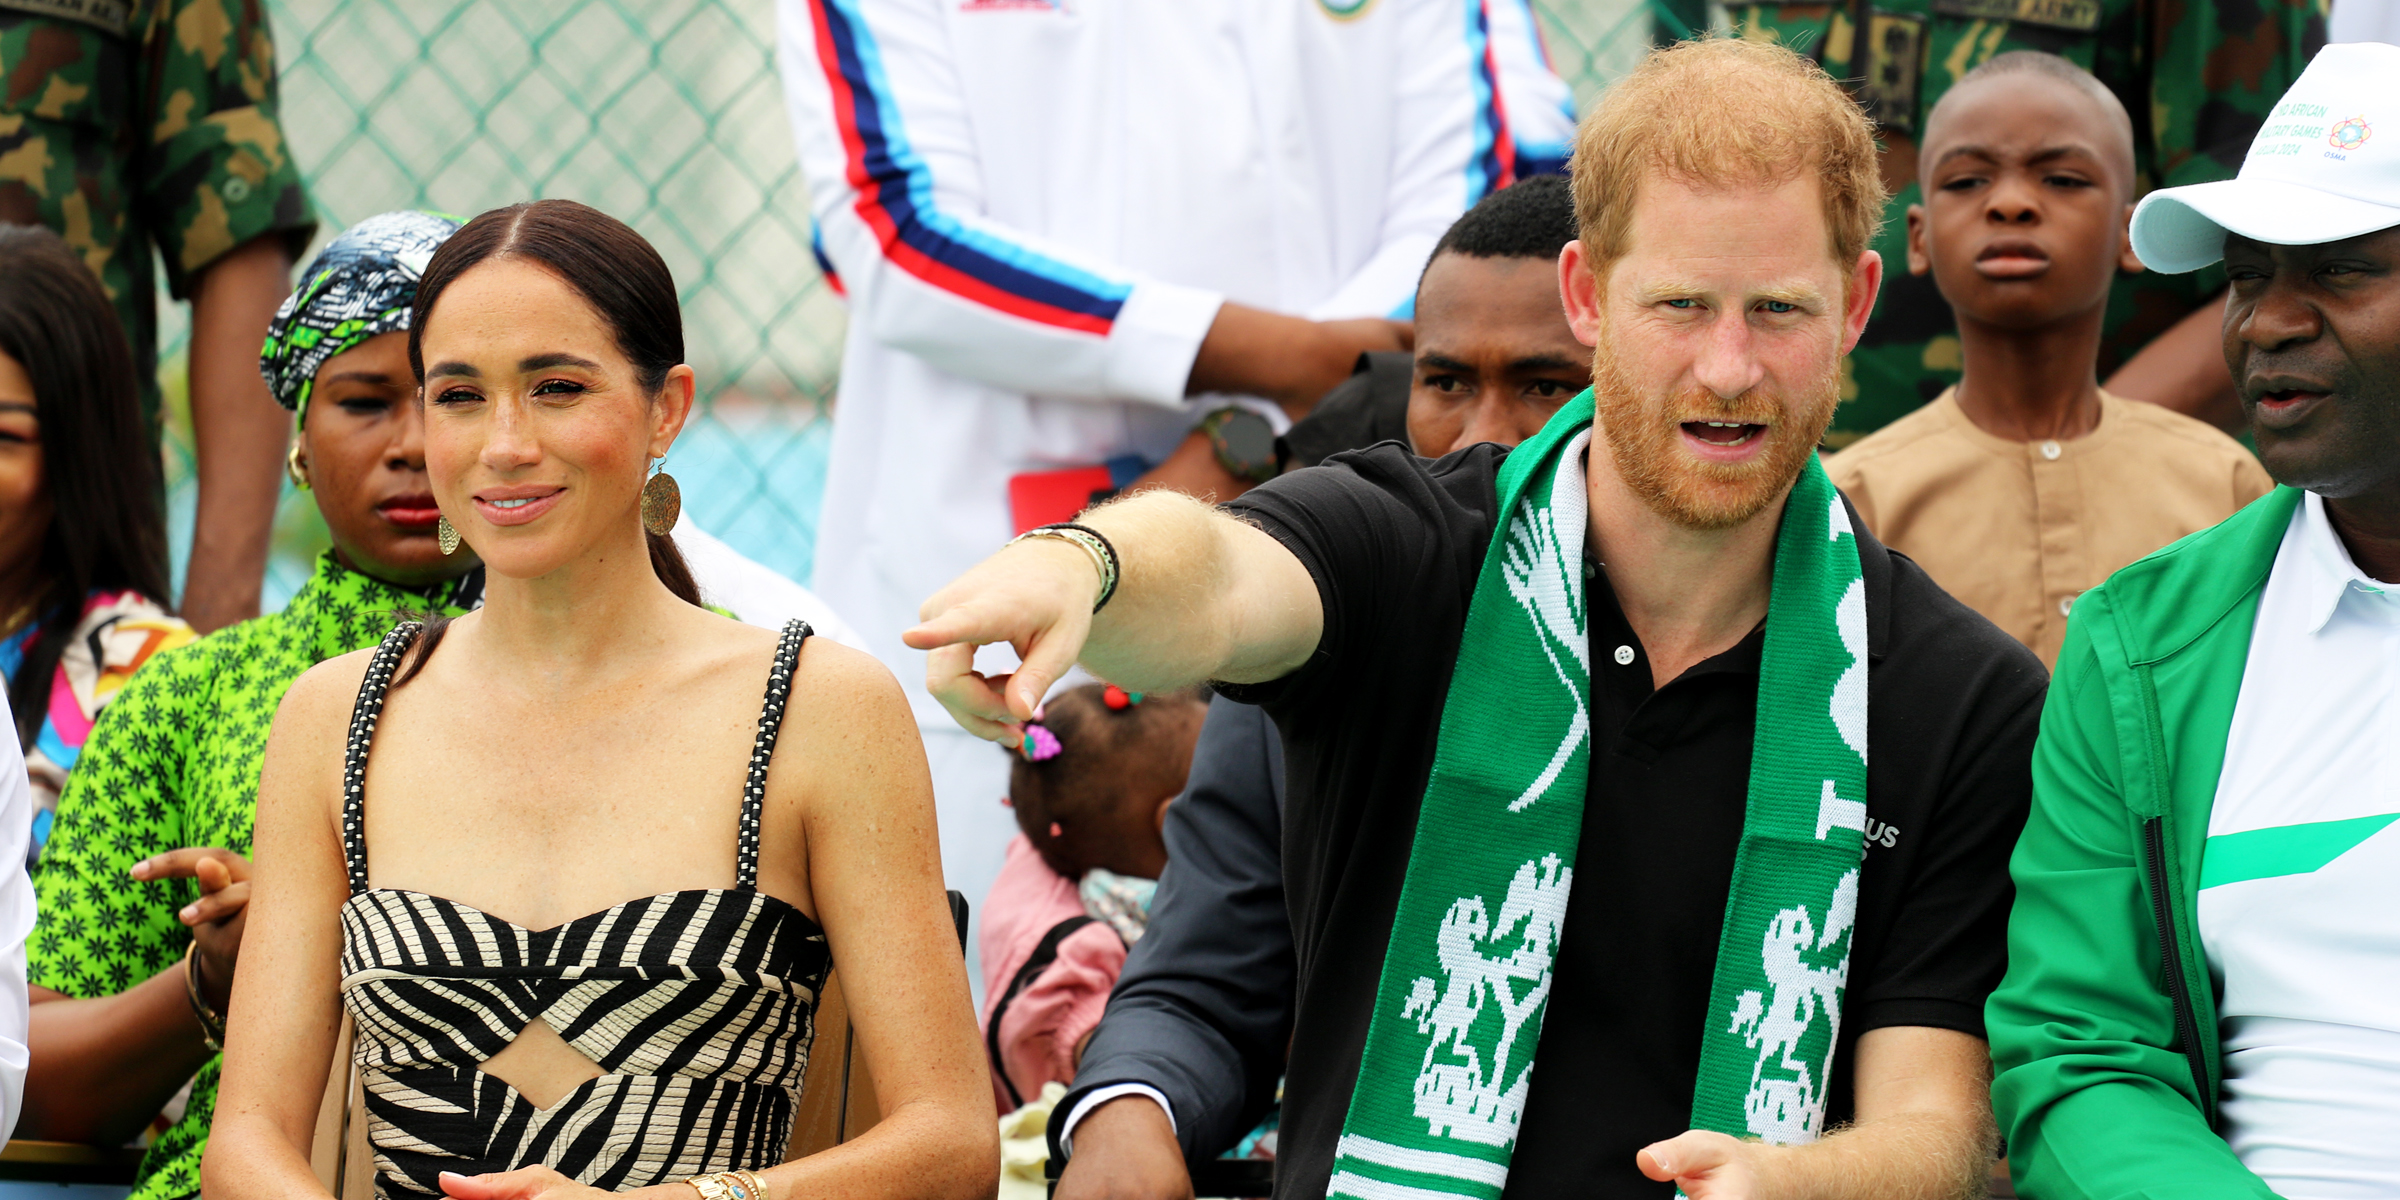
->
xmin=155 ymin=0 xmax=1703 ymax=608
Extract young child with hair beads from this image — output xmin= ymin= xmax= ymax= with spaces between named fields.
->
xmin=978 ymin=683 xmax=1206 ymax=1114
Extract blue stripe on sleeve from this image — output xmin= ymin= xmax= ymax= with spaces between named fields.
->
xmin=818 ymin=0 xmax=1131 ymax=324
xmin=1463 ymin=0 xmax=1506 ymax=203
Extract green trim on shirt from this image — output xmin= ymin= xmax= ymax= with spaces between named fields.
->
xmin=2200 ymin=813 xmax=2400 ymax=891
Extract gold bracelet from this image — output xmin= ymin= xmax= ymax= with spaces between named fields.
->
xmin=182 ymin=942 xmax=226 ymax=1053
xmin=684 ymin=1172 xmax=768 ymax=1200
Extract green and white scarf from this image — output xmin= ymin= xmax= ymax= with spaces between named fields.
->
xmin=1328 ymin=390 xmax=1870 ymax=1199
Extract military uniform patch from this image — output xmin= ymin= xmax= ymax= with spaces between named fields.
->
xmin=1856 ymin=10 xmax=1927 ymax=133
xmin=0 ymin=0 xmax=132 ymax=38
xmin=1928 ymin=0 xmax=2102 ymax=32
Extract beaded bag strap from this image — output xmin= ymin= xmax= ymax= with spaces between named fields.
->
xmin=738 ymin=620 xmax=813 ymax=890
xmin=341 ymin=622 xmax=423 ymax=897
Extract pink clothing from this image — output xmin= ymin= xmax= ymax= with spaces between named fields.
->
xmin=978 ymin=835 xmax=1126 ymax=1113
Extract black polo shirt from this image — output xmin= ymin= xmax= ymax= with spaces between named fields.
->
xmin=1220 ymin=441 xmax=2045 ymax=1199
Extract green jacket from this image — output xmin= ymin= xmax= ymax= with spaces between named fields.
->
xmin=1987 ymin=486 xmax=2304 ymax=1200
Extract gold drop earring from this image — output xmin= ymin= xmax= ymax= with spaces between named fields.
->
xmin=436 ymin=515 xmax=461 ymax=556
xmin=285 ymin=442 xmax=310 ymax=491
xmin=641 ymin=453 xmax=681 ymax=536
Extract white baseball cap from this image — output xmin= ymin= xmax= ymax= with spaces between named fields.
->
xmin=2130 ymin=41 xmax=2400 ymax=273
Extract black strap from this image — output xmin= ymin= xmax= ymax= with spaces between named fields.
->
xmin=986 ymin=915 xmax=1099 ymax=1111
xmin=739 ymin=620 xmax=812 ymax=890
xmin=341 ymin=623 xmax=423 ymax=897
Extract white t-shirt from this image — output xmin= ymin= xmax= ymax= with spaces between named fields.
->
xmin=2202 ymin=490 xmax=2400 ymax=1198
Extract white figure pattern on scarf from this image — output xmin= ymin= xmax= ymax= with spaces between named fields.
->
xmin=1728 ymin=542 xmax=1872 ymax=1145
xmin=1498 ymin=433 xmax=1591 ymax=813
xmin=1404 ymin=855 xmax=1575 ymax=1146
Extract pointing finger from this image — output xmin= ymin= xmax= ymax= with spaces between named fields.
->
xmin=902 ymin=603 xmax=1000 ymax=652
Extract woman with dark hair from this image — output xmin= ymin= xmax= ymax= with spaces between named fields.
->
xmin=205 ymin=200 xmax=996 ymax=1200
xmin=0 ymin=225 xmax=193 ymax=863
xmin=17 ymin=212 xmax=487 ymax=1200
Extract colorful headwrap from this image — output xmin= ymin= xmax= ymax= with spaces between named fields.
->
xmin=259 ymin=210 xmax=461 ymax=427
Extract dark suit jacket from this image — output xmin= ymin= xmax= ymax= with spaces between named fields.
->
xmin=1050 ymin=696 xmax=1295 ymax=1161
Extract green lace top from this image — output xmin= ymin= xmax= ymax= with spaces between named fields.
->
xmin=27 ymin=552 xmax=481 ymax=1200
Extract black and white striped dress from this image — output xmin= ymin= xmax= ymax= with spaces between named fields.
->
xmin=336 ymin=620 xmax=832 ymax=1196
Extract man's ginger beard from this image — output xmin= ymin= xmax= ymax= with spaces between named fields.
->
xmin=1589 ymin=306 xmax=1841 ymax=530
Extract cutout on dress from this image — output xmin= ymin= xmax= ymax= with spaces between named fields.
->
xmin=479 ymin=1018 xmax=606 ymax=1110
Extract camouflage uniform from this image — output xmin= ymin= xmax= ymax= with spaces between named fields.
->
xmin=1728 ymin=0 xmax=2325 ymax=445
xmin=0 ymin=0 xmax=315 ymax=431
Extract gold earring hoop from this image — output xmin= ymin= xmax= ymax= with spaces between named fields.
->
xmin=285 ymin=442 xmax=310 ymax=490
xmin=640 ymin=455 xmax=681 ymax=537
xmin=436 ymin=514 xmax=461 ymax=556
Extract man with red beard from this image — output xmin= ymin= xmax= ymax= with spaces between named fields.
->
xmin=909 ymin=38 xmax=2043 ymax=1200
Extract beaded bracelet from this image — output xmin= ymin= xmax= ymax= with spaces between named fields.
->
xmin=1007 ymin=522 xmax=1121 ymax=613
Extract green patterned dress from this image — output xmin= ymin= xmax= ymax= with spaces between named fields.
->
xmin=26 ymin=552 xmax=479 ymax=1200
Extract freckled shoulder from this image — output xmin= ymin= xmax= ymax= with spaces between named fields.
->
xmin=784 ymin=636 xmax=910 ymax=722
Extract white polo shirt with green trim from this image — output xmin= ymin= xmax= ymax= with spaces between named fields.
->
xmin=2201 ymin=490 xmax=2400 ymax=1198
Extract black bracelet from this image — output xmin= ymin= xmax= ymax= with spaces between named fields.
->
xmin=1012 ymin=522 xmax=1121 ymax=613
xmin=1058 ymin=522 xmax=1120 ymax=612
xmin=183 ymin=942 xmax=226 ymax=1053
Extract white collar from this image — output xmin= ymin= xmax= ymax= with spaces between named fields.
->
xmin=2292 ymin=490 xmax=2400 ymax=635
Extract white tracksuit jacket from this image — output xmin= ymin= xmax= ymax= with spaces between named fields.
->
xmin=777 ymin=0 xmax=1574 ymax=936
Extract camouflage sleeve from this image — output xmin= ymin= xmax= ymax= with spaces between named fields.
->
xmin=2092 ymin=0 xmax=2324 ymax=369
xmin=138 ymin=0 xmax=316 ymax=298
xmin=27 ymin=638 xmax=211 ymax=1000
xmin=2145 ymin=0 xmax=2327 ymax=191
